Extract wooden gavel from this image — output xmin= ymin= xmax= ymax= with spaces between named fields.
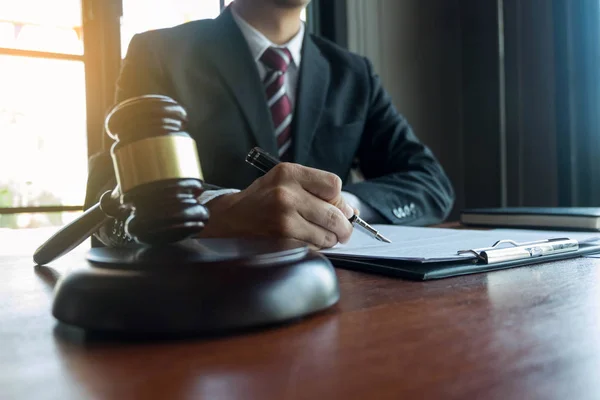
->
xmin=33 ymin=95 xmax=210 ymax=265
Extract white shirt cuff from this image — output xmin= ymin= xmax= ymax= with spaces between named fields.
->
xmin=341 ymin=191 xmax=383 ymax=223
xmin=198 ymin=189 xmax=241 ymax=205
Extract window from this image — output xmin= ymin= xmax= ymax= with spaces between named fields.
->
xmin=0 ymin=0 xmax=86 ymax=228
xmin=121 ymin=0 xmax=222 ymax=58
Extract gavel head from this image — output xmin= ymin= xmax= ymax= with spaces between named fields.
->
xmin=104 ymin=94 xmax=209 ymax=245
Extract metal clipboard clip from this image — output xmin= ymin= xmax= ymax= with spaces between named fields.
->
xmin=457 ymin=238 xmax=579 ymax=264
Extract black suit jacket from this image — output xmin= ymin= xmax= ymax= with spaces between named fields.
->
xmin=85 ymin=7 xmax=455 ymax=241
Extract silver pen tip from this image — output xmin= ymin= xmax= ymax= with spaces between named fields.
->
xmin=376 ymin=233 xmax=392 ymax=243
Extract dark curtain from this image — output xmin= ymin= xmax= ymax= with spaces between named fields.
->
xmin=309 ymin=0 xmax=347 ymax=47
xmin=554 ymin=0 xmax=600 ymax=206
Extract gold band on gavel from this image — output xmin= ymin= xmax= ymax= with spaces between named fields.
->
xmin=112 ymin=135 xmax=203 ymax=193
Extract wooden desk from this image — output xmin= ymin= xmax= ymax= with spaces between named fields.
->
xmin=2 ymin=228 xmax=600 ymax=400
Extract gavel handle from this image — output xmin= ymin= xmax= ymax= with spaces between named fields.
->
xmin=33 ymin=202 xmax=110 ymax=265
xmin=33 ymin=188 xmax=125 ymax=265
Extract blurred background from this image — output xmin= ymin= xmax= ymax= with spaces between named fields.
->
xmin=0 ymin=0 xmax=599 ymax=229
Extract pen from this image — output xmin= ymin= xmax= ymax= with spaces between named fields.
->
xmin=245 ymin=147 xmax=392 ymax=244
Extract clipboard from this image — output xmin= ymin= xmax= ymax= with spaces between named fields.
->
xmin=327 ymin=236 xmax=600 ymax=281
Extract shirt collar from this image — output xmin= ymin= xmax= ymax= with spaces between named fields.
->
xmin=230 ymin=6 xmax=305 ymax=68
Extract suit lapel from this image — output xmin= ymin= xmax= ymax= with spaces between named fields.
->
xmin=204 ymin=7 xmax=278 ymax=156
xmin=292 ymin=36 xmax=330 ymax=165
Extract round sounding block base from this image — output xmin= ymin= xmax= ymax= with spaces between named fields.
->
xmin=51 ymin=238 xmax=339 ymax=336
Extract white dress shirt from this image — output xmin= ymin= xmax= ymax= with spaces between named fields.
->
xmin=199 ymin=6 xmax=381 ymax=223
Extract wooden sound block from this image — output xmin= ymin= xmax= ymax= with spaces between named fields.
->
xmin=51 ymin=238 xmax=339 ymax=336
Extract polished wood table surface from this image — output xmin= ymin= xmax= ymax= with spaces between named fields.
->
xmin=2 ymin=227 xmax=600 ymax=400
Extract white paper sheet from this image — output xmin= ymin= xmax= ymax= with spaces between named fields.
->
xmin=320 ymin=225 xmax=600 ymax=263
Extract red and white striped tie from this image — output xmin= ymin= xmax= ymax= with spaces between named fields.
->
xmin=260 ymin=47 xmax=293 ymax=161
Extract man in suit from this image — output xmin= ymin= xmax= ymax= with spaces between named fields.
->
xmin=85 ymin=0 xmax=455 ymax=249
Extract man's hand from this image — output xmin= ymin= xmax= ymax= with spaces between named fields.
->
xmin=198 ymin=163 xmax=355 ymax=249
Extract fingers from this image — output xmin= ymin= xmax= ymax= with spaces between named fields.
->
xmin=295 ymin=165 xmax=342 ymax=202
xmin=264 ymin=185 xmax=352 ymax=248
xmin=261 ymin=193 xmax=339 ymax=248
xmin=330 ymin=194 xmax=355 ymax=219
xmin=268 ymin=163 xmax=344 ymax=204
xmin=296 ymin=197 xmax=353 ymax=244
xmin=290 ymin=218 xmax=341 ymax=249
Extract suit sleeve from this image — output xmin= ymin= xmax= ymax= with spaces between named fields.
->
xmin=342 ymin=58 xmax=455 ymax=226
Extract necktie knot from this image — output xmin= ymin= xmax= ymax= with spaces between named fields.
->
xmin=260 ymin=47 xmax=292 ymax=73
